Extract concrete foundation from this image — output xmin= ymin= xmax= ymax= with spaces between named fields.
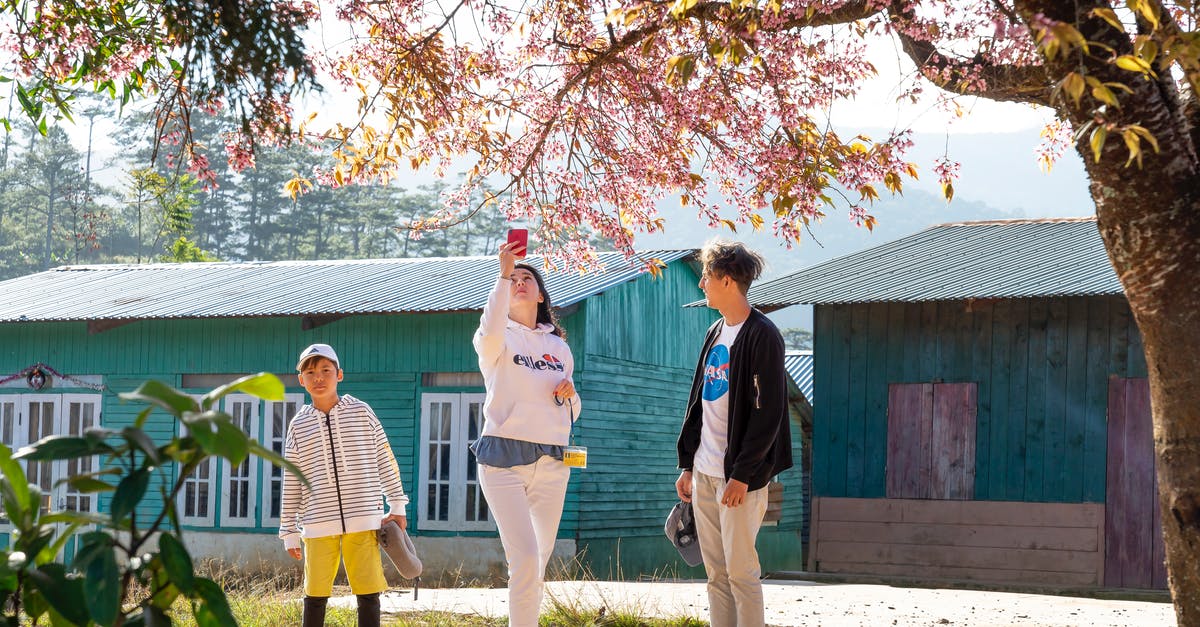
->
xmin=177 ymin=531 xmax=577 ymax=585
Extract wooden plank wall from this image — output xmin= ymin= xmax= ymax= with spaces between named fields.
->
xmin=814 ymin=295 xmax=1146 ymax=503
xmin=810 ymin=497 xmax=1105 ymax=586
xmin=580 ymin=256 xmax=712 ymax=370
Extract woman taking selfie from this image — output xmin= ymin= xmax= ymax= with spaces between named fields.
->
xmin=471 ymin=240 xmax=581 ymax=627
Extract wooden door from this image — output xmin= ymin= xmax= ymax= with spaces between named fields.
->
xmin=1104 ymin=377 xmax=1167 ymax=589
xmin=886 ymin=382 xmax=977 ymax=500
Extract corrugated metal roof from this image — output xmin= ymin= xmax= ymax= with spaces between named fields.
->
xmin=784 ymin=350 xmax=813 ymax=404
xmin=747 ymin=218 xmax=1120 ymax=306
xmin=0 ymin=250 xmax=695 ymax=323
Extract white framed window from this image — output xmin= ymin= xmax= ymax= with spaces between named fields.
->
xmin=0 ymin=394 xmax=102 ymax=526
xmin=60 ymin=395 xmax=99 ymax=514
xmin=418 ymin=392 xmax=490 ymax=531
xmin=219 ymin=394 xmax=259 ymax=527
xmin=0 ymin=398 xmax=15 ymax=524
xmin=23 ymin=395 xmax=58 ymax=511
xmin=177 ymin=394 xmax=215 ymax=526
xmin=0 ymin=398 xmax=16 ymax=451
xmin=261 ymin=393 xmax=304 ymax=527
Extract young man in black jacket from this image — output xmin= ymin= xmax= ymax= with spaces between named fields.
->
xmin=675 ymin=240 xmax=793 ymax=627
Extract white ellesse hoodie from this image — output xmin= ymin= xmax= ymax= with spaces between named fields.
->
xmin=473 ymin=276 xmax=581 ymax=445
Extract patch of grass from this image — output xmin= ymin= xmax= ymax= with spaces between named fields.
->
xmin=132 ymin=556 xmax=709 ymax=626
xmin=388 ymin=611 xmax=505 ymax=626
xmin=540 ymin=585 xmax=706 ymax=627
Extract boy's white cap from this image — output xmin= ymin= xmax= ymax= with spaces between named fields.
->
xmin=296 ymin=343 xmax=340 ymax=371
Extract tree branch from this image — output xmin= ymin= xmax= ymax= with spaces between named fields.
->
xmin=1145 ymin=0 xmax=1200 ymax=153
xmin=893 ymin=28 xmax=1054 ymax=106
xmin=1146 ymin=0 xmax=1200 ymax=101
xmin=685 ymin=0 xmax=884 ymax=29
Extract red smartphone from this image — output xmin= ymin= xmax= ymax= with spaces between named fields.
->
xmin=506 ymin=228 xmax=528 ymax=258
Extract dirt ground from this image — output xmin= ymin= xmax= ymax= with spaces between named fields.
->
xmin=361 ymin=578 xmax=1175 ymax=626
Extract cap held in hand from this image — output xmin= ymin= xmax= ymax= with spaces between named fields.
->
xmin=378 ymin=520 xmax=423 ymax=579
xmin=664 ymin=501 xmax=703 ymax=567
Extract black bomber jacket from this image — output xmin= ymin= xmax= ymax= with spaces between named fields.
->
xmin=677 ymin=308 xmax=793 ymax=491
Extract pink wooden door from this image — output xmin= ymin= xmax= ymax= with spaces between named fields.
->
xmin=887 ymin=382 xmax=976 ymax=500
xmin=1104 ymin=377 xmax=1167 ymax=589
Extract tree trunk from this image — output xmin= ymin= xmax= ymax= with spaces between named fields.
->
xmin=1080 ymin=103 xmax=1200 ymax=625
xmin=44 ymin=171 xmax=56 ymax=270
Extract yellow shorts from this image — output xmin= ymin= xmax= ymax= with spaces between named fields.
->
xmin=302 ymin=530 xmax=387 ymax=597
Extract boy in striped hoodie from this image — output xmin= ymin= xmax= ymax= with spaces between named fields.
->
xmin=279 ymin=343 xmax=409 ymax=627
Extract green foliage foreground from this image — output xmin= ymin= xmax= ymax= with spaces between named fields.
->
xmin=0 ymin=373 xmax=303 ymax=626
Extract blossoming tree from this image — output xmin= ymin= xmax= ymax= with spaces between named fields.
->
xmin=4 ymin=0 xmax=1200 ymax=622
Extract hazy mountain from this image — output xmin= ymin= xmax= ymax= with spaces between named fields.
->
xmin=635 ymin=128 xmax=1096 ymax=332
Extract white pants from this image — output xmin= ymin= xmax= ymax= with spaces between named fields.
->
xmin=693 ymin=471 xmax=768 ymax=627
xmin=478 ymin=455 xmax=571 ymax=627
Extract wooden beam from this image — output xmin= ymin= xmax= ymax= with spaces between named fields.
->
xmin=301 ymin=314 xmax=347 ymax=330
xmin=88 ymin=319 xmax=137 ymax=335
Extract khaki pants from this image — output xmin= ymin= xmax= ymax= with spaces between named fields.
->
xmin=692 ymin=471 xmax=768 ymax=627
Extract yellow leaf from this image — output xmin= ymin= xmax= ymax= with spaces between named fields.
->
xmin=669 ymin=0 xmax=699 ymax=19
xmin=1122 ymin=129 xmax=1143 ymax=167
xmin=666 ymin=55 xmax=697 ymax=85
xmin=720 ymin=219 xmax=738 ymax=233
xmin=1090 ymin=8 xmax=1124 ymax=31
xmin=1062 ymin=72 xmax=1086 ymax=105
xmin=1114 ymin=55 xmax=1153 ymax=75
xmin=1090 ymin=126 xmax=1108 ymax=162
xmin=941 ymin=182 xmax=954 ymax=202
xmin=883 ymin=172 xmax=902 ymax=193
xmin=334 ymin=168 xmax=345 ymax=186
xmin=859 ymin=184 xmax=880 ymax=202
xmin=749 ymin=214 xmax=765 ymax=231
xmin=1137 ymin=39 xmax=1159 ymax=64
xmin=1127 ymin=125 xmax=1161 ymax=153
xmin=1091 ymin=84 xmax=1119 ymax=107
xmin=1135 ymin=0 xmax=1160 ymax=29
xmin=283 ymin=177 xmax=312 ymax=200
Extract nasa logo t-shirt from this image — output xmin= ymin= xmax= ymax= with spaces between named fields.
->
xmin=693 ymin=320 xmax=743 ymax=478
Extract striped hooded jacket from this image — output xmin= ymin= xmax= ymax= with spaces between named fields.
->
xmin=278 ymin=395 xmax=408 ymax=549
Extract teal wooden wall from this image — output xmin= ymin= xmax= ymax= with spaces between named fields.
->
xmin=813 ymin=295 xmax=1146 ymax=504
xmin=0 ymin=312 xmax=486 ymax=534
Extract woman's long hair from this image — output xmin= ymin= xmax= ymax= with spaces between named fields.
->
xmin=514 ymin=262 xmax=565 ymax=339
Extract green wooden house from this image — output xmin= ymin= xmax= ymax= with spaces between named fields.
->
xmin=748 ymin=217 xmax=1165 ymax=590
xmin=0 ymin=250 xmax=807 ymax=580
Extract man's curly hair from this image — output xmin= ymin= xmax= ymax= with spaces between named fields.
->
xmin=699 ymin=239 xmax=765 ymax=295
